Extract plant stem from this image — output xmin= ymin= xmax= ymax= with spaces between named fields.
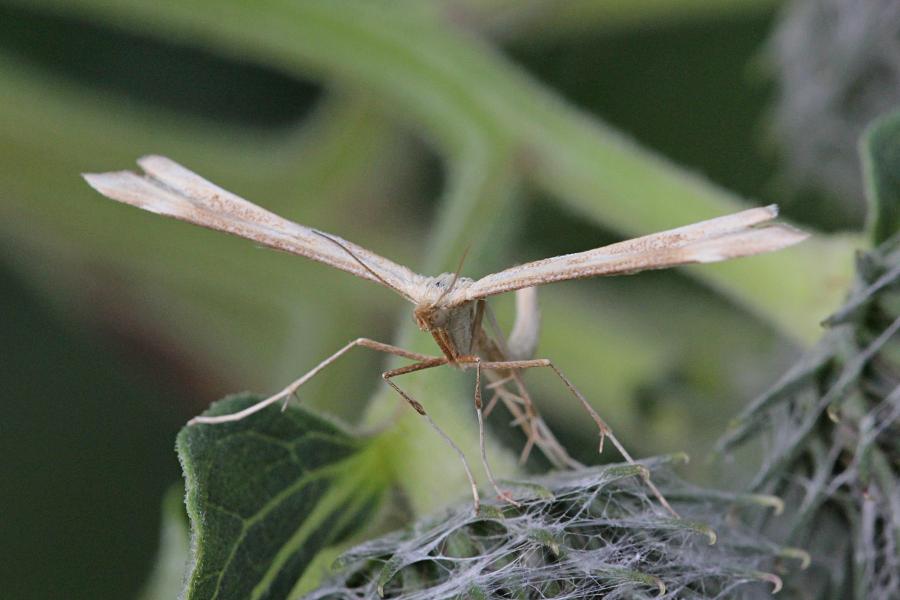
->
xmin=27 ymin=0 xmax=858 ymax=341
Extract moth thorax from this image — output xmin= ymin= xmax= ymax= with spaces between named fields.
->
xmin=414 ymin=301 xmax=478 ymax=358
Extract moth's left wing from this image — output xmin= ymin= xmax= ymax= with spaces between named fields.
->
xmin=450 ymin=205 xmax=808 ymax=304
xmin=83 ymin=156 xmax=428 ymax=301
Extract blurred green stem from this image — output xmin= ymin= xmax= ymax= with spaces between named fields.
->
xmin=439 ymin=0 xmax=782 ymax=39
xmin=27 ymin=0 xmax=857 ymax=341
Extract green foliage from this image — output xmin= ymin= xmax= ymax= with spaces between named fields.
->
xmin=718 ymin=112 xmax=900 ymax=599
xmin=138 ymin=486 xmax=191 ymax=600
xmin=864 ymin=110 xmax=900 ymax=244
xmin=177 ymin=395 xmax=388 ymax=599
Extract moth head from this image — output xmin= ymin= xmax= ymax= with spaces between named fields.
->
xmin=414 ymin=273 xmax=474 ymax=331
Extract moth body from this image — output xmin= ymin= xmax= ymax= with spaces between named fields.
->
xmin=413 ymin=274 xmax=481 ymax=363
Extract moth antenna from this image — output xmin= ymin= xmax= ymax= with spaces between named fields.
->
xmin=433 ymin=245 xmax=471 ymax=306
xmin=311 ymin=230 xmax=416 ymax=302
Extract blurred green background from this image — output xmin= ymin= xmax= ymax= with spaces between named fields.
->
xmin=0 ymin=1 xmax=877 ymax=598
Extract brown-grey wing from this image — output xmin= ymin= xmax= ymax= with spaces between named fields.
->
xmin=83 ymin=156 xmax=427 ymax=302
xmin=450 ymin=205 xmax=808 ymax=304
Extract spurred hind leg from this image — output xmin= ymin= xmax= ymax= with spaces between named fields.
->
xmin=468 ymin=360 xmax=520 ymax=506
xmin=467 ymin=358 xmax=679 ymax=517
xmin=382 ymin=358 xmax=482 ymax=513
xmin=189 ymin=338 xmax=437 ymax=425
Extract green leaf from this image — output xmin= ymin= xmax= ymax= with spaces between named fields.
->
xmin=863 ymin=109 xmax=900 ymax=244
xmin=177 ymin=394 xmax=388 ymax=600
xmin=138 ymin=486 xmax=190 ymax=600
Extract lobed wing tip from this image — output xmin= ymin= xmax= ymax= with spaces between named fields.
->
xmin=767 ymin=222 xmax=810 ymax=244
xmin=82 ymin=170 xmax=129 ymax=190
xmin=693 ymin=223 xmax=809 ymax=263
xmin=726 ymin=203 xmax=779 ymax=226
xmin=137 ymin=153 xmax=166 ymax=162
xmin=136 ymin=154 xmax=174 ymax=170
xmin=84 ymin=156 xmax=184 ymax=191
xmin=82 ymin=172 xmax=102 ymax=194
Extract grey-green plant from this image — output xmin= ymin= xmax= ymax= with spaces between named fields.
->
xmin=717 ymin=110 xmax=900 ymax=599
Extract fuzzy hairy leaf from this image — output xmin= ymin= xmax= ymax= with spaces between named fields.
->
xmin=863 ymin=109 xmax=900 ymax=245
xmin=177 ymin=394 xmax=388 ymax=600
xmin=718 ymin=117 xmax=900 ymax=598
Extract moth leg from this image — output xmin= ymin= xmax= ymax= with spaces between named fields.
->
xmin=482 ymin=388 xmax=503 ymax=417
xmin=382 ymin=359 xmax=482 ymax=513
xmin=482 ymin=375 xmax=531 ymax=422
xmin=467 ymin=359 xmax=521 ymax=507
xmin=380 ymin=357 xmax=447 ymax=415
xmin=485 ymin=369 xmax=581 ymax=470
xmin=488 ymin=381 xmax=541 ymax=462
xmin=473 ymin=358 xmax=679 ymax=517
xmin=189 ymin=338 xmax=437 ymax=425
xmin=480 ymin=301 xmax=567 ymax=466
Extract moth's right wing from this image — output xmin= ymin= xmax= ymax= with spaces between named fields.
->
xmin=451 ymin=205 xmax=808 ymax=304
xmin=83 ymin=156 xmax=427 ymax=302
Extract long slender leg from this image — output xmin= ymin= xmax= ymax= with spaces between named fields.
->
xmin=474 ymin=321 xmax=580 ymax=470
xmin=483 ymin=374 xmax=514 ymax=416
xmin=488 ymin=379 xmax=544 ymax=462
xmin=482 ymin=369 xmax=581 ymax=470
xmin=381 ymin=358 xmax=482 ymax=512
xmin=189 ymin=338 xmax=438 ymax=425
xmin=466 ymin=358 xmax=679 ymax=517
xmin=454 ymin=354 xmax=574 ymax=504
xmin=505 ymin=370 xmax=581 ymax=469
xmin=471 ymin=360 xmax=521 ymax=506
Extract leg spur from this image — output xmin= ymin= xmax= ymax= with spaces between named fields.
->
xmin=464 ymin=357 xmax=679 ymax=518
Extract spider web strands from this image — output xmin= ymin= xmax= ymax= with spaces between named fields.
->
xmin=311 ymin=460 xmax=801 ymax=599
